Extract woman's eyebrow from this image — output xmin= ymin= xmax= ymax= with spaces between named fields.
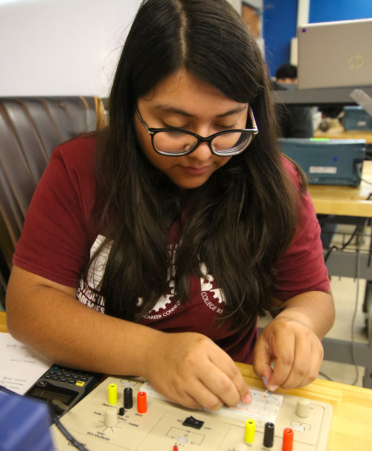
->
xmin=154 ymin=104 xmax=248 ymax=118
xmin=154 ymin=105 xmax=193 ymax=117
xmin=215 ymin=105 xmax=248 ymax=118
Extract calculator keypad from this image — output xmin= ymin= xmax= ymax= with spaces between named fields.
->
xmin=46 ymin=365 xmax=92 ymax=387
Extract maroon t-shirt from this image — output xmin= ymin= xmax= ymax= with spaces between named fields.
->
xmin=13 ymin=135 xmax=330 ymax=364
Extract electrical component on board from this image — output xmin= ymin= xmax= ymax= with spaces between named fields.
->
xmin=263 ymin=422 xmax=275 ymax=448
xmin=244 ymin=418 xmax=255 ymax=443
xmin=137 ymin=391 xmax=147 ymax=413
xmin=282 ymin=427 xmax=294 ymax=451
xmin=108 ymin=383 xmax=118 ymax=405
xmin=124 ymin=387 xmax=133 ymax=409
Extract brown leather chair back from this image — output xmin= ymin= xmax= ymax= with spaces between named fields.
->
xmin=0 ymin=96 xmax=106 ymax=279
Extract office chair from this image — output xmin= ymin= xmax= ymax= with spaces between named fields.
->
xmin=0 ymin=96 xmax=107 ymax=302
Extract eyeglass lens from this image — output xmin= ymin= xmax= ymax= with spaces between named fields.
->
xmin=153 ymin=131 xmax=253 ymax=155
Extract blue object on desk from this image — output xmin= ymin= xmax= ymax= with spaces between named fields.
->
xmin=0 ymin=386 xmax=54 ymax=451
xmin=279 ymin=138 xmax=366 ymax=187
xmin=344 ymin=106 xmax=372 ymax=131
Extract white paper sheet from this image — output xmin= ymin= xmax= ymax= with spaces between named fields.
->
xmin=0 ymin=332 xmax=52 ymax=395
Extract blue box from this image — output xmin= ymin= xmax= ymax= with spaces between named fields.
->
xmin=0 ymin=386 xmax=54 ymax=451
xmin=279 ymin=138 xmax=365 ymax=187
xmin=343 ymin=106 xmax=372 ymax=131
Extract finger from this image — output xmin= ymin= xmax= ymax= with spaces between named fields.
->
xmin=149 ymin=378 xmax=201 ymax=410
xmin=293 ymin=341 xmax=324 ymax=388
xmin=184 ymin=378 xmax=224 ymax=411
xmin=276 ymin=333 xmax=312 ymax=390
xmin=155 ymin=376 xmax=220 ymax=411
xmin=266 ymin=331 xmax=296 ymax=390
xmin=173 ymin=391 xmax=201 ymax=410
xmin=198 ymin=362 xmax=245 ymax=407
xmin=209 ymin=353 xmax=251 ymax=405
xmin=253 ymin=335 xmax=274 ymax=383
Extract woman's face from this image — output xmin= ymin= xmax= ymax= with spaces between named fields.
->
xmin=134 ymin=69 xmax=249 ymax=189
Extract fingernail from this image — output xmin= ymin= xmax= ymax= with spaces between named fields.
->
xmin=244 ymin=393 xmax=252 ymax=404
xmin=269 ymin=384 xmax=278 ymax=391
xmin=261 ymin=376 xmax=268 ymax=388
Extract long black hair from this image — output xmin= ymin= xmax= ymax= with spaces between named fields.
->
xmin=89 ymin=0 xmax=306 ymax=330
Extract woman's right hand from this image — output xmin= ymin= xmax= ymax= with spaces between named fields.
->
xmin=141 ymin=331 xmax=251 ymax=411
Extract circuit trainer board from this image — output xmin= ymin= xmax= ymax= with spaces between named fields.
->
xmin=51 ymin=376 xmax=333 ymax=451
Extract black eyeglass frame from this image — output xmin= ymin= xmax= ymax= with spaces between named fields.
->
xmin=135 ymin=106 xmax=259 ymax=157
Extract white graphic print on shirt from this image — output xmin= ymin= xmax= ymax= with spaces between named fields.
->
xmin=77 ymin=235 xmax=225 ymax=318
xmin=77 ymin=235 xmax=108 ymax=313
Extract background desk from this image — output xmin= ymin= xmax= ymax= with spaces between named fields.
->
xmin=314 ymin=125 xmax=372 ymax=145
xmin=308 ymin=160 xmax=372 ymax=217
xmin=1 ymin=313 xmax=371 ymax=451
xmin=308 ymin=162 xmax=372 ymax=388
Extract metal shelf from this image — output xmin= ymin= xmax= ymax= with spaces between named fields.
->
xmin=273 ymin=85 xmax=372 ymax=106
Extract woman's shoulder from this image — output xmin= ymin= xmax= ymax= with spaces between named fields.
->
xmin=52 ymin=132 xmax=98 ymax=170
xmin=40 ymin=133 xmax=99 ymax=211
xmin=280 ymin=154 xmax=298 ymax=178
xmin=280 ymin=154 xmax=305 ymax=191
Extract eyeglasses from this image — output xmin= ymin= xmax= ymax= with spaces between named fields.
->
xmin=135 ymin=106 xmax=258 ymax=157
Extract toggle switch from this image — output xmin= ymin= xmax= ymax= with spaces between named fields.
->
xmin=105 ymin=408 xmax=117 ymax=427
xmin=296 ymin=398 xmax=310 ymax=418
xmin=182 ymin=416 xmax=204 ymax=429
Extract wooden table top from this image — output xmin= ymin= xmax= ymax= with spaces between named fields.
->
xmin=308 ymin=160 xmax=372 ymax=217
xmin=0 ymin=311 xmax=7 ymax=333
xmin=315 ymin=125 xmax=372 ymax=144
xmin=1 ymin=311 xmax=371 ymax=450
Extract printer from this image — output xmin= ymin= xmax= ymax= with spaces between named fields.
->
xmin=279 ymin=138 xmax=366 ymax=187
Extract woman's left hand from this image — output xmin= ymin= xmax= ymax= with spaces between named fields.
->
xmin=253 ymin=290 xmax=334 ymax=391
xmin=252 ymin=315 xmax=324 ymax=392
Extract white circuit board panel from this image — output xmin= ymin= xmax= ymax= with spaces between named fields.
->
xmin=51 ymin=376 xmax=333 ymax=451
xmin=140 ymin=380 xmax=283 ymax=426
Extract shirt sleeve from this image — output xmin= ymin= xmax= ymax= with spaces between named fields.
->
xmin=13 ymin=137 xmax=96 ymax=287
xmin=274 ymin=163 xmax=330 ymax=300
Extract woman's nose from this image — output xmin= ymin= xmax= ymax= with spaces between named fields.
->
xmin=188 ymin=141 xmax=212 ymax=161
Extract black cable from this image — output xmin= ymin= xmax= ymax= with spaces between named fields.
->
xmin=324 ymin=192 xmax=372 ymax=263
xmin=349 ymin=218 xmax=368 ymax=386
xmin=321 ymin=220 xmax=368 ymax=386
xmin=361 ymin=178 xmax=372 ymax=185
xmin=48 ymin=400 xmax=91 ymax=451
xmin=318 ymin=371 xmax=334 ymax=382
xmin=322 ymin=193 xmax=372 ymax=384
xmin=355 ymin=163 xmax=372 ymax=185
xmin=324 ymin=223 xmax=361 ymax=263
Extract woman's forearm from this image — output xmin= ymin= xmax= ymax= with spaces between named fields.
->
xmin=6 ymin=266 xmax=161 ymax=376
xmin=6 ymin=266 xmax=251 ymax=410
xmin=271 ymin=289 xmax=335 ymax=339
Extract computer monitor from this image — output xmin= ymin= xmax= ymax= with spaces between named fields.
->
xmin=297 ymin=18 xmax=372 ymax=90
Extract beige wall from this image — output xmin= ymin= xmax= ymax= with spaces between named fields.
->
xmin=227 ymin=0 xmax=242 ymax=13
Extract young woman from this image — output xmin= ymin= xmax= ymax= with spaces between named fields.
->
xmin=6 ymin=0 xmax=334 ymax=411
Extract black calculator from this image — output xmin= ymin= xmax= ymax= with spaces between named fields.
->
xmin=25 ymin=364 xmax=103 ymax=415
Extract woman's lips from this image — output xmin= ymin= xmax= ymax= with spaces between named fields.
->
xmin=181 ymin=166 xmax=210 ymax=174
